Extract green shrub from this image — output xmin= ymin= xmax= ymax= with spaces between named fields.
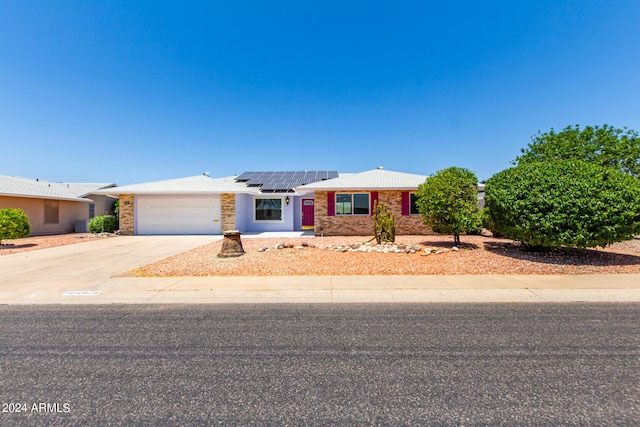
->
xmin=88 ymin=215 xmax=119 ymax=234
xmin=485 ymin=161 xmax=640 ymax=249
xmin=0 ymin=208 xmax=31 ymax=243
xmin=416 ymin=166 xmax=481 ymax=245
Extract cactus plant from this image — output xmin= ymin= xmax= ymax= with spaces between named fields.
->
xmin=373 ymin=200 xmax=396 ymax=244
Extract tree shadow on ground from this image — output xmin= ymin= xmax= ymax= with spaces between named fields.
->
xmin=483 ymin=241 xmax=640 ymax=267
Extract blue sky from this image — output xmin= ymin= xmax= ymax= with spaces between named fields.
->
xmin=1 ymin=1 xmax=639 ymax=185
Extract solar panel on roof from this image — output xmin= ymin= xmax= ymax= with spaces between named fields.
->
xmin=235 ymin=171 xmax=338 ymax=192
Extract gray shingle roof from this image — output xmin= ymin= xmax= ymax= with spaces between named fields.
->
xmin=94 ymin=175 xmax=250 ymax=195
xmin=0 ymin=174 xmax=115 ymax=202
xmin=296 ymin=169 xmax=428 ymax=192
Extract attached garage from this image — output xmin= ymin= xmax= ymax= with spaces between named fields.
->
xmin=136 ymin=195 xmax=222 ymax=235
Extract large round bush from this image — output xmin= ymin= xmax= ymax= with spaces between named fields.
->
xmin=88 ymin=215 xmax=119 ymax=233
xmin=485 ymin=161 xmax=640 ymax=249
xmin=0 ymin=208 xmax=31 ymax=243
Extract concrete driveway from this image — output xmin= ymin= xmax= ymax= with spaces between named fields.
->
xmin=0 ymin=235 xmax=215 ymax=290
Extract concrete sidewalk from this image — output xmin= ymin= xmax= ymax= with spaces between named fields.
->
xmin=1 ymin=235 xmax=639 ymax=304
xmin=2 ymin=274 xmax=639 ymax=305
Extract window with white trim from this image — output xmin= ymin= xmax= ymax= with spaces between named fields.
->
xmin=254 ymin=198 xmax=283 ymax=222
xmin=336 ymin=193 xmax=369 ymax=215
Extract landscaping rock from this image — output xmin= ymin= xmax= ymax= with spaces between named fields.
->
xmin=480 ymin=228 xmax=493 ymax=237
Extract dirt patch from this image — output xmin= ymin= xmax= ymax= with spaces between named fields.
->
xmin=133 ymin=235 xmax=640 ymax=277
xmin=0 ymin=233 xmax=116 ymax=256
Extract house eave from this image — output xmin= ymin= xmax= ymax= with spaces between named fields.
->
xmin=0 ymin=193 xmax=93 ymax=203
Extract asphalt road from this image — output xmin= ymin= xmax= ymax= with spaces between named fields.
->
xmin=1 ymin=304 xmax=638 ymax=426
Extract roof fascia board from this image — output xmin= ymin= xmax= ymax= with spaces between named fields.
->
xmin=0 ymin=193 xmax=93 ymax=203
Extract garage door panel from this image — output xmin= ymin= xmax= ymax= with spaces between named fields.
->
xmin=136 ymin=196 xmax=222 ymax=235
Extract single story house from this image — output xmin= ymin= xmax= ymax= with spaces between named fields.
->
xmin=98 ymin=172 xmax=338 ymax=235
xmin=97 ymin=168 xmax=435 ymax=236
xmin=0 ymin=174 xmax=116 ymax=235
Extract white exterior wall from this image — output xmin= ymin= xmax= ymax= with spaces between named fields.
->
xmin=234 ymin=193 xmax=297 ymax=232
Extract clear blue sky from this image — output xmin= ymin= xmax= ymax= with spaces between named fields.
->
xmin=1 ymin=1 xmax=639 ymax=185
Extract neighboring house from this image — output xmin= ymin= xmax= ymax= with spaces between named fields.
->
xmin=95 ymin=168 xmax=436 ymax=237
xmin=0 ymin=174 xmax=116 ymax=235
xmin=296 ymin=168 xmax=432 ymax=236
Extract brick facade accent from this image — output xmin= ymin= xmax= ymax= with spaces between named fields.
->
xmin=221 ymin=193 xmax=236 ymax=232
xmin=314 ymin=190 xmax=433 ymax=236
xmin=119 ymin=194 xmax=134 ymax=235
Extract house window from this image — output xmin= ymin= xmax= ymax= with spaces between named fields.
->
xmin=254 ymin=198 xmax=283 ymax=221
xmin=336 ymin=193 xmax=370 ymax=215
xmin=44 ymin=200 xmax=59 ymax=224
xmin=410 ymin=193 xmax=420 ymax=215
xmin=89 ymin=204 xmax=95 ymax=218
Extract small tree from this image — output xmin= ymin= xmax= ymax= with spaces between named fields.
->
xmin=515 ymin=124 xmax=640 ymax=178
xmin=373 ymin=200 xmax=395 ymax=244
xmin=485 ymin=161 xmax=640 ymax=250
xmin=0 ymin=208 xmax=31 ymax=244
xmin=416 ymin=166 xmax=481 ymax=245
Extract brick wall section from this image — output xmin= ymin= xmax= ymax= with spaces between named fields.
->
xmin=314 ymin=190 xmax=433 ymax=236
xmin=221 ymin=193 xmax=236 ymax=232
xmin=119 ymin=194 xmax=134 ymax=235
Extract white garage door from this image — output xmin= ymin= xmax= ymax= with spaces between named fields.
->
xmin=136 ymin=196 xmax=222 ymax=235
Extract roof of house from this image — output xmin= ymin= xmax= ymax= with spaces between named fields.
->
xmin=295 ymin=168 xmax=428 ymax=192
xmin=0 ymin=174 xmax=115 ymax=202
xmin=94 ymin=175 xmax=250 ymax=195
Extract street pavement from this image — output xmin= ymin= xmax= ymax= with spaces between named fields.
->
xmin=1 ymin=304 xmax=638 ymax=425
xmin=0 ymin=235 xmax=639 ymax=304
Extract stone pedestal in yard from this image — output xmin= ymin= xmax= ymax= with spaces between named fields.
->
xmin=217 ymin=230 xmax=245 ymax=258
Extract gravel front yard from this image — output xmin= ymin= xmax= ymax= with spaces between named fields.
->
xmin=134 ymin=234 xmax=640 ymax=277
xmin=4 ymin=233 xmax=639 ymax=276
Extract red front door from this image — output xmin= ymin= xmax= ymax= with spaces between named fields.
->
xmin=302 ymin=198 xmax=315 ymax=227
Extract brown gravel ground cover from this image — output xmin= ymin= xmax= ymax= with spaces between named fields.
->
xmin=0 ymin=233 xmax=114 ymax=256
xmin=3 ymin=233 xmax=639 ymax=276
xmin=133 ymin=234 xmax=640 ymax=277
